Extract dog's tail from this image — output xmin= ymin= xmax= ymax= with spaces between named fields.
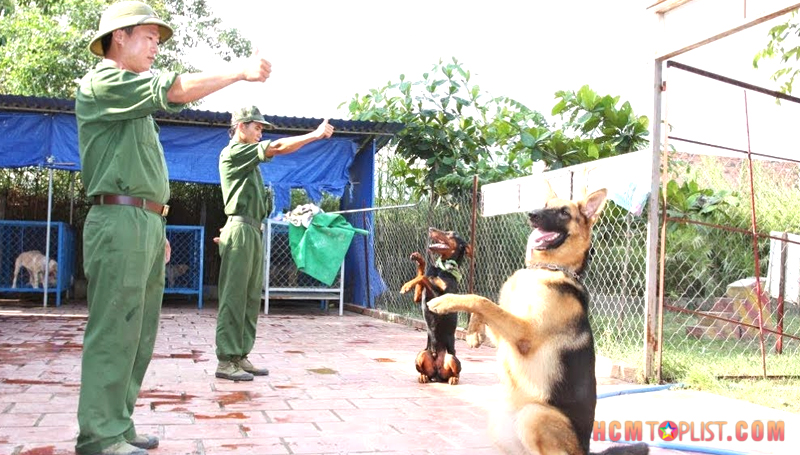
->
xmin=590 ymin=442 xmax=649 ymax=455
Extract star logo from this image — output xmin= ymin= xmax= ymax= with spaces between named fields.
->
xmin=658 ymin=421 xmax=678 ymax=441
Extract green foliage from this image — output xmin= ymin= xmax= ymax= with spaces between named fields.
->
xmin=531 ymin=85 xmax=650 ymax=169
xmin=342 ymin=57 xmax=534 ymax=199
xmin=0 ymin=0 xmax=252 ymax=98
xmin=342 ymin=59 xmax=650 ymax=201
xmin=753 ymin=10 xmax=800 ymax=95
xmin=664 ymin=179 xmax=739 ymax=222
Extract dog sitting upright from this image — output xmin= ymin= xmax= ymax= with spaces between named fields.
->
xmin=12 ymin=250 xmax=58 ymax=289
xmin=427 ymin=186 xmax=648 ymax=455
xmin=400 ymin=227 xmax=473 ymax=385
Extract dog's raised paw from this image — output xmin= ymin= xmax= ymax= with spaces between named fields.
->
xmin=426 ymin=295 xmax=458 ymax=314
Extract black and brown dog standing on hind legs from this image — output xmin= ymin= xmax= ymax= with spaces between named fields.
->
xmin=400 ymin=227 xmax=473 ymax=385
xmin=426 ymin=183 xmax=648 ymax=455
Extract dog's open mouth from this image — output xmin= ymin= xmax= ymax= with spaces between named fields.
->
xmin=428 ymin=242 xmax=449 ymax=253
xmin=529 ymin=228 xmax=566 ymax=250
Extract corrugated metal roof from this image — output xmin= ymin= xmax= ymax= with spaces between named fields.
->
xmin=0 ymin=94 xmax=404 ymax=138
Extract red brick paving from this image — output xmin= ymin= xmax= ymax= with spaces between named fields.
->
xmin=0 ymin=300 xmax=796 ymax=455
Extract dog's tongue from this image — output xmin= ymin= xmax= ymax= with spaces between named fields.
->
xmin=531 ymin=228 xmax=560 ymax=248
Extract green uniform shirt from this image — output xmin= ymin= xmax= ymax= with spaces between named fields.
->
xmin=219 ymin=140 xmax=272 ymax=220
xmin=76 ymin=61 xmax=186 ymax=204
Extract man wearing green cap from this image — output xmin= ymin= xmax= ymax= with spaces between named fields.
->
xmin=76 ymin=2 xmax=272 ymax=455
xmin=215 ymin=107 xmax=333 ymax=381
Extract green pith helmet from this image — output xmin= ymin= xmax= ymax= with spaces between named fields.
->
xmin=230 ymin=106 xmax=274 ymax=128
xmin=89 ymin=1 xmax=173 ymax=57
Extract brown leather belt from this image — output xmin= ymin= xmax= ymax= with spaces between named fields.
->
xmin=92 ymin=195 xmax=170 ymax=217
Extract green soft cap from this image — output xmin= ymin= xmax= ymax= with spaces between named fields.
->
xmin=230 ymin=106 xmax=274 ymax=128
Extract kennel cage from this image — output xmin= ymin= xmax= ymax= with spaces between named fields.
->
xmin=262 ymin=219 xmax=344 ymax=315
xmin=165 ymin=225 xmax=204 ymax=308
xmin=0 ymin=220 xmax=75 ymax=306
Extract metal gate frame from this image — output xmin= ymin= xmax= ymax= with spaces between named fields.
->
xmin=262 ymin=219 xmax=344 ymax=315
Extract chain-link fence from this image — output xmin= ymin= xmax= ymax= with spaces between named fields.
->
xmin=660 ymin=151 xmax=800 ymax=379
xmin=363 ymin=189 xmax=648 ymax=362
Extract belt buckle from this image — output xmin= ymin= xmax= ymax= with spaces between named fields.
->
xmin=161 ymin=204 xmax=170 ymax=217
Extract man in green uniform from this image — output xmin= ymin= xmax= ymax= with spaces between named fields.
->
xmin=215 ymin=106 xmax=333 ymax=381
xmin=76 ymin=2 xmax=271 ymax=455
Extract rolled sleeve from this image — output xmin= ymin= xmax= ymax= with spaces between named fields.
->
xmin=258 ymin=140 xmax=272 ymax=162
xmin=150 ymin=72 xmax=185 ymax=113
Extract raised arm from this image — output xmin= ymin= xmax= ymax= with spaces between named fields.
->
xmin=167 ymin=55 xmax=272 ymax=105
xmin=264 ymin=119 xmax=334 ymax=158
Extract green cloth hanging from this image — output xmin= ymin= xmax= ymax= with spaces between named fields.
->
xmin=287 ymin=213 xmax=368 ymax=286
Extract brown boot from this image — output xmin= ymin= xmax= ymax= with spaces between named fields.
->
xmin=238 ymin=356 xmax=269 ymax=376
xmin=215 ymin=360 xmax=254 ymax=381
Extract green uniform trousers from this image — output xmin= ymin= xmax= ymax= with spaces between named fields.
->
xmin=216 ymin=219 xmax=264 ymax=361
xmin=76 ymin=205 xmax=166 ymax=455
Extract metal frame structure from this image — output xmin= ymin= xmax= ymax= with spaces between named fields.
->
xmin=644 ymin=0 xmax=800 ymax=381
xmin=262 ymin=219 xmax=345 ymax=315
xmin=164 ymin=225 xmax=205 ymax=309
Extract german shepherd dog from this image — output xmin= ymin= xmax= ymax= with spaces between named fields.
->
xmin=427 ymin=187 xmax=648 ymax=455
xmin=400 ymin=227 xmax=473 ymax=385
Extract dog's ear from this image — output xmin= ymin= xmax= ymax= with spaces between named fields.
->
xmin=464 ymin=243 xmax=474 ymax=258
xmin=581 ymin=188 xmax=608 ymax=224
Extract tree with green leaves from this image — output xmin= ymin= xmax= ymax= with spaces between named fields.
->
xmin=753 ymin=10 xmax=800 ymax=95
xmin=341 ymin=58 xmax=537 ymax=199
xmin=0 ymin=0 xmax=252 ymax=98
xmin=341 ymin=58 xmax=650 ymax=199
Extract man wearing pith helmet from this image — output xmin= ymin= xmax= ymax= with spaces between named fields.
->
xmin=76 ymin=2 xmax=271 ymax=454
xmin=214 ymin=107 xmax=333 ymax=381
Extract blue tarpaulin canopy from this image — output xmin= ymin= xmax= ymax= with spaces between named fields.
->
xmin=0 ymin=94 xmax=404 ymax=308
xmin=1 ymin=111 xmax=364 ymax=216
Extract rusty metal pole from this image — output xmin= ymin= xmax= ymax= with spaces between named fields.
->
xmin=470 ymin=175 xmax=478 ymax=294
xmin=743 ymin=91 xmax=769 ymax=378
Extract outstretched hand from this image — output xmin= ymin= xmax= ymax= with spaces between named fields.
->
xmin=243 ymin=48 xmax=272 ymax=82
xmin=315 ymin=119 xmax=334 ymax=139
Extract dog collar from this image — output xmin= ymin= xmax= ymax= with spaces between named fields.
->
xmin=435 ymin=257 xmax=463 ymax=283
xmin=527 ymin=262 xmax=582 ymax=282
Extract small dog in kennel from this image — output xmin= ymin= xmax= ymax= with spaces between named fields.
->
xmin=12 ymin=250 xmax=58 ymax=288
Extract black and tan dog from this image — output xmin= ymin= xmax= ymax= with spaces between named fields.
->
xmin=427 ymin=187 xmax=647 ymax=455
xmin=400 ymin=227 xmax=473 ymax=385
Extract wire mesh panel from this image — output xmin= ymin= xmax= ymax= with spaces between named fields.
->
xmin=367 ymin=191 xmax=648 ymax=361
xmin=660 ymin=151 xmax=800 ymax=378
xmin=0 ymin=220 xmax=75 ymax=306
xmin=165 ymin=225 xmax=204 ymax=308
xmin=263 ymin=219 xmax=344 ymax=314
